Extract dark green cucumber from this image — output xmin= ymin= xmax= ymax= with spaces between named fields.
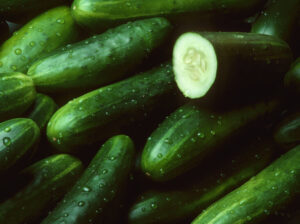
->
xmin=27 ymin=17 xmax=171 ymax=93
xmin=251 ymin=0 xmax=300 ymax=43
xmin=47 ymin=63 xmax=178 ymax=153
xmin=284 ymin=58 xmax=300 ymax=94
xmin=26 ymin=93 xmax=58 ymax=131
xmin=0 ymin=73 xmax=36 ymax=122
xmin=71 ymin=0 xmax=265 ymax=30
xmin=129 ymin=138 xmax=277 ymax=224
xmin=0 ymin=118 xmax=40 ymax=175
xmin=0 ymin=6 xmax=79 ymax=73
xmin=41 ymin=135 xmax=135 ymax=224
xmin=141 ymin=99 xmax=281 ymax=181
xmin=0 ymin=20 xmax=9 ymax=43
xmin=173 ymin=32 xmax=292 ymax=99
xmin=274 ymin=112 xmax=300 ymax=149
xmin=0 ymin=154 xmax=83 ymax=224
xmin=191 ymin=145 xmax=300 ymax=224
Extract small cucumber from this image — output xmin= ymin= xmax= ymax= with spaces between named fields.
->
xmin=41 ymin=135 xmax=135 ymax=224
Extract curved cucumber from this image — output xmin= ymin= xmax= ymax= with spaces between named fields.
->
xmin=0 ymin=118 xmax=40 ymax=175
xmin=28 ymin=17 xmax=171 ymax=93
xmin=41 ymin=135 xmax=135 ymax=224
xmin=47 ymin=63 xmax=177 ymax=153
xmin=0 ymin=73 xmax=36 ymax=122
xmin=71 ymin=0 xmax=264 ymax=30
xmin=251 ymin=0 xmax=300 ymax=43
xmin=129 ymin=138 xmax=277 ymax=224
xmin=0 ymin=154 xmax=83 ymax=224
xmin=0 ymin=6 xmax=79 ymax=73
xmin=26 ymin=93 xmax=58 ymax=131
xmin=284 ymin=57 xmax=300 ymax=94
xmin=141 ymin=99 xmax=281 ymax=181
xmin=173 ymin=32 xmax=292 ymax=99
xmin=191 ymin=145 xmax=300 ymax=224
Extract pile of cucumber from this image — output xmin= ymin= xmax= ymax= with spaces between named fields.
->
xmin=0 ymin=0 xmax=299 ymax=223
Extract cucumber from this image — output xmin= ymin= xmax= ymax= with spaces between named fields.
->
xmin=71 ymin=0 xmax=265 ymax=30
xmin=41 ymin=135 xmax=135 ymax=224
xmin=129 ymin=138 xmax=277 ymax=224
xmin=284 ymin=58 xmax=300 ymax=94
xmin=274 ymin=112 xmax=300 ymax=149
xmin=0 ymin=73 xmax=36 ymax=122
xmin=0 ymin=154 xmax=84 ymax=224
xmin=141 ymin=99 xmax=281 ymax=181
xmin=191 ymin=145 xmax=300 ymax=224
xmin=27 ymin=17 xmax=171 ymax=93
xmin=47 ymin=63 xmax=178 ymax=153
xmin=0 ymin=118 xmax=40 ymax=175
xmin=26 ymin=93 xmax=58 ymax=131
xmin=251 ymin=0 xmax=300 ymax=43
xmin=0 ymin=6 xmax=79 ymax=73
xmin=172 ymin=32 xmax=292 ymax=99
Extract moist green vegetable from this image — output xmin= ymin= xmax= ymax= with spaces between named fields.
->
xmin=284 ymin=57 xmax=300 ymax=94
xmin=41 ymin=135 xmax=135 ymax=224
xmin=0 ymin=73 xmax=36 ymax=122
xmin=172 ymin=32 xmax=292 ymax=99
xmin=0 ymin=6 xmax=79 ymax=74
xmin=71 ymin=0 xmax=265 ymax=30
xmin=129 ymin=138 xmax=277 ymax=224
xmin=191 ymin=145 xmax=300 ymax=224
xmin=251 ymin=0 xmax=300 ymax=43
xmin=141 ymin=99 xmax=281 ymax=181
xmin=26 ymin=93 xmax=58 ymax=131
xmin=0 ymin=154 xmax=83 ymax=224
xmin=28 ymin=17 xmax=171 ymax=93
xmin=47 ymin=63 xmax=178 ymax=153
xmin=274 ymin=112 xmax=300 ymax=149
xmin=0 ymin=118 xmax=40 ymax=175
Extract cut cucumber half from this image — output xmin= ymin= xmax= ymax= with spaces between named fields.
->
xmin=173 ymin=32 xmax=218 ymax=98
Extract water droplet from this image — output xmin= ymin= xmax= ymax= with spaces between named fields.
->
xmin=4 ymin=127 xmax=11 ymax=132
xmin=14 ymin=48 xmax=22 ymax=55
xmin=3 ymin=137 xmax=11 ymax=146
xmin=176 ymin=153 xmax=182 ymax=158
xmin=275 ymin=172 xmax=280 ymax=176
xmin=82 ymin=186 xmax=91 ymax=192
xmin=99 ymin=182 xmax=105 ymax=188
xmin=190 ymin=137 xmax=196 ymax=142
xmin=159 ymin=168 xmax=165 ymax=174
xmin=56 ymin=32 xmax=62 ymax=37
xmin=64 ymin=213 xmax=69 ymax=217
xmin=157 ymin=153 xmax=163 ymax=158
xmin=210 ymin=130 xmax=216 ymax=136
xmin=102 ymin=169 xmax=108 ymax=174
xmin=151 ymin=203 xmax=158 ymax=209
xmin=109 ymin=156 xmax=116 ymax=161
xmin=103 ymin=197 xmax=109 ymax=202
xmin=290 ymin=170 xmax=295 ymax=174
xmin=84 ymin=40 xmax=89 ymax=44
xmin=10 ymin=65 xmax=17 ymax=71
xmin=164 ymin=138 xmax=172 ymax=144
xmin=56 ymin=19 xmax=65 ymax=24
xmin=78 ymin=201 xmax=85 ymax=207
xmin=197 ymin=132 xmax=205 ymax=138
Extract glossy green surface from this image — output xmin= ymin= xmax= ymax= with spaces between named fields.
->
xmin=28 ymin=17 xmax=171 ymax=93
xmin=284 ymin=58 xmax=300 ymax=94
xmin=191 ymin=145 xmax=300 ymax=224
xmin=0 ymin=6 xmax=79 ymax=73
xmin=0 ymin=154 xmax=83 ymax=224
xmin=0 ymin=73 xmax=36 ymax=122
xmin=41 ymin=135 xmax=135 ymax=224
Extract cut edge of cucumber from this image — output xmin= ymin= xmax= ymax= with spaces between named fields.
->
xmin=173 ymin=32 xmax=218 ymax=99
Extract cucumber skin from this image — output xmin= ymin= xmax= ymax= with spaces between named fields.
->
xmin=26 ymin=93 xmax=58 ymax=131
xmin=0 ymin=73 xmax=36 ymax=122
xmin=0 ymin=118 xmax=40 ymax=175
xmin=28 ymin=17 xmax=171 ymax=93
xmin=0 ymin=6 xmax=79 ymax=74
xmin=141 ymin=99 xmax=280 ymax=182
xmin=129 ymin=139 xmax=277 ymax=224
xmin=71 ymin=0 xmax=264 ymax=30
xmin=284 ymin=58 xmax=300 ymax=95
xmin=251 ymin=0 xmax=300 ymax=43
xmin=47 ymin=63 xmax=177 ymax=153
xmin=0 ymin=154 xmax=84 ymax=224
xmin=41 ymin=135 xmax=135 ymax=224
xmin=191 ymin=145 xmax=300 ymax=224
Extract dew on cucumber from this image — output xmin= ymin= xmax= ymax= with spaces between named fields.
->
xmin=82 ymin=186 xmax=91 ymax=192
xmin=4 ymin=127 xmax=11 ymax=132
xmin=14 ymin=48 xmax=22 ymax=55
xmin=78 ymin=201 xmax=85 ymax=207
xmin=3 ymin=137 xmax=11 ymax=146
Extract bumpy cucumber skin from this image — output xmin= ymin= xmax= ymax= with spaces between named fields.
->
xmin=0 ymin=118 xmax=40 ymax=175
xmin=251 ymin=0 xmax=300 ymax=43
xmin=0 ymin=154 xmax=84 ymax=224
xmin=141 ymin=99 xmax=280 ymax=182
xmin=47 ymin=63 xmax=176 ymax=153
xmin=28 ymin=17 xmax=171 ymax=93
xmin=129 ymin=139 xmax=277 ymax=224
xmin=284 ymin=58 xmax=300 ymax=94
xmin=0 ymin=6 xmax=79 ymax=74
xmin=26 ymin=93 xmax=58 ymax=131
xmin=71 ymin=0 xmax=264 ymax=30
xmin=274 ymin=112 xmax=300 ymax=149
xmin=41 ymin=135 xmax=135 ymax=224
xmin=191 ymin=145 xmax=300 ymax=224
xmin=0 ymin=73 xmax=36 ymax=122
